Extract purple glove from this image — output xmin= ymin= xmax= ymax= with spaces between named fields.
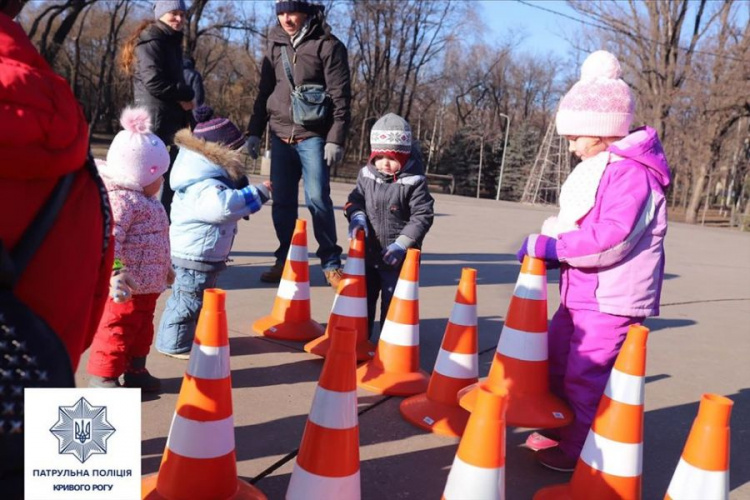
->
xmin=382 ymin=241 xmax=407 ymax=266
xmin=516 ymin=234 xmax=559 ymax=264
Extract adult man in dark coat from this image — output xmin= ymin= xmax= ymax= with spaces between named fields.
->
xmin=246 ymin=0 xmax=351 ymax=289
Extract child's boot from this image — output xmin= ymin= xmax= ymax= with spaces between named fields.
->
xmin=89 ymin=376 xmax=121 ymax=388
xmin=123 ymin=357 xmax=161 ymax=393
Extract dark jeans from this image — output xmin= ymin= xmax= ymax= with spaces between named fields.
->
xmin=365 ymin=264 xmax=401 ymax=339
xmin=160 ymin=144 xmax=180 ymax=219
xmin=155 ymin=266 xmax=220 ymax=354
xmin=270 ymin=134 xmax=342 ymax=271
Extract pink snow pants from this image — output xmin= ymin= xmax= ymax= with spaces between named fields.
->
xmin=547 ymin=305 xmax=645 ymax=458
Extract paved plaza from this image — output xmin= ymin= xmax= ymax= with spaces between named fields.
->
xmin=76 ymin=176 xmax=750 ymax=499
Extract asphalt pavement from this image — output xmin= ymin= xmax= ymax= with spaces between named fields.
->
xmin=76 ymin=176 xmax=750 ymax=499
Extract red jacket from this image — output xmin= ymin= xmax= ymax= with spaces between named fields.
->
xmin=0 ymin=14 xmax=113 ymax=371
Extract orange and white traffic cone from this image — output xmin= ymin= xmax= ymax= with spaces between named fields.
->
xmin=287 ymin=326 xmax=360 ymax=499
xmin=459 ymin=256 xmax=572 ymax=429
xmin=534 ymin=324 xmax=649 ymax=500
xmin=355 ymin=248 xmax=428 ymax=396
xmin=304 ymin=229 xmax=375 ymax=360
xmin=253 ymin=219 xmax=324 ymax=342
xmin=665 ymin=393 xmax=733 ymax=500
xmin=143 ymin=289 xmax=265 ymax=500
xmin=442 ymin=383 xmax=508 ymax=500
xmin=400 ymin=267 xmax=478 ymax=437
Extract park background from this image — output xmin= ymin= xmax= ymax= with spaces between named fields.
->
xmin=16 ymin=0 xmax=750 ymax=228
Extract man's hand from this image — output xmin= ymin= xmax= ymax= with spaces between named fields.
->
xmin=324 ymin=143 xmax=343 ymax=167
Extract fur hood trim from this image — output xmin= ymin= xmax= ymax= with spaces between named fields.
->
xmin=173 ymin=128 xmax=247 ymax=181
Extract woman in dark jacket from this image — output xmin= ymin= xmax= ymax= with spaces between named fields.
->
xmin=120 ymin=0 xmax=194 ymax=214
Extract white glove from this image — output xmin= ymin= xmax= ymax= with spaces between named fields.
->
xmin=110 ymin=271 xmax=137 ymax=303
xmin=324 ymin=142 xmax=343 ymax=167
xmin=245 ymin=136 xmax=261 ymax=159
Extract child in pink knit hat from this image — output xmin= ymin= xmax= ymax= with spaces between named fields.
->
xmin=516 ymin=50 xmax=672 ymax=471
xmin=86 ymin=107 xmax=174 ymax=391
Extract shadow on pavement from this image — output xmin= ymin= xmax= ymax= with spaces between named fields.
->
xmin=643 ymin=317 xmax=697 ymax=332
xmin=231 ymin=358 xmax=323 ymax=389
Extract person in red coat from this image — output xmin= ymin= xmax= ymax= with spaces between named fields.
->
xmin=0 ymin=0 xmax=114 ymax=373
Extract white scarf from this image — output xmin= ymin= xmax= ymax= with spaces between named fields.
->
xmin=542 ymin=151 xmax=610 ymax=237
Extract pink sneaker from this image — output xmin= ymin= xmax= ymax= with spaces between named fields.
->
xmin=535 ymin=447 xmax=577 ymax=472
xmin=525 ymin=431 xmax=559 ymax=451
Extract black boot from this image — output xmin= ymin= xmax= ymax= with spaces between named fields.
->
xmin=123 ymin=357 xmax=161 ymax=393
xmin=89 ymin=376 xmax=121 ymax=388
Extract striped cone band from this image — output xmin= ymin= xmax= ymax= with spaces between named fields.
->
xmin=254 ymin=219 xmax=323 ymax=341
xmin=443 ymin=384 xmax=507 ymax=500
xmin=305 ymin=230 xmax=371 ymax=359
xmin=376 ymin=249 xmax=420 ymax=370
xmin=290 ymin=327 xmax=360 ymax=498
xmin=150 ymin=289 xmax=263 ymax=500
xmin=562 ymin=324 xmax=649 ymax=499
xmin=356 ymin=249 xmax=428 ymax=396
xmin=378 ymin=277 xmax=419 ymax=346
xmin=665 ymin=459 xmax=728 ymax=499
xmin=443 ymin=456 xmax=505 ymax=500
xmin=665 ymin=393 xmax=733 ymax=500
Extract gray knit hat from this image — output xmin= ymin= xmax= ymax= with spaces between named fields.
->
xmin=154 ymin=0 xmax=187 ymax=20
xmin=369 ymin=113 xmax=412 ymax=165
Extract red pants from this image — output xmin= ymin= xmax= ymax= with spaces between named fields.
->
xmin=87 ymin=293 xmax=159 ymax=378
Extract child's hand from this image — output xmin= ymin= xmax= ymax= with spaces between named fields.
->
xmin=348 ymin=212 xmax=368 ymax=239
xmin=166 ymin=267 xmax=176 ymax=286
xmin=382 ymin=241 xmax=406 ymax=266
xmin=516 ymin=234 xmax=559 ymax=264
xmin=262 ymin=180 xmax=272 ymax=192
xmin=110 ymin=271 xmax=136 ymax=303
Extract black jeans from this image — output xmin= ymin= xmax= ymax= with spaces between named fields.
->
xmin=365 ymin=264 xmax=401 ymax=339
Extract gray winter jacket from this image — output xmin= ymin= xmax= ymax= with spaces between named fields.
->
xmin=345 ymin=147 xmax=435 ymax=269
xmin=247 ymin=15 xmax=351 ymax=145
xmin=133 ymin=21 xmax=194 ymax=144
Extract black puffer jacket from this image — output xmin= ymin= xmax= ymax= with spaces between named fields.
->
xmin=133 ymin=21 xmax=194 ymax=144
xmin=345 ymin=146 xmax=435 ymax=269
xmin=247 ymin=15 xmax=351 ymax=145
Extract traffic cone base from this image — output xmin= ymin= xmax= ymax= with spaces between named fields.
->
xmin=287 ymin=466 xmax=361 ymax=500
xmin=356 ymin=361 xmax=429 ymax=396
xmin=400 ymin=392 xmax=470 ymax=437
xmin=458 ymin=378 xmax=572 ymax=428
xmin=305 ymin=333 xmax=376 ymax=360
xmin=142 ymin=473 xmax=266 ymax=500
xmin=253 ymin=313 xmax=324 ymax=341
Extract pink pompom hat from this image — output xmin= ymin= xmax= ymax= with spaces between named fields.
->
xmin=555 ymin=50 xmax=635 ymax=138
xmin=100 ymin=107 xmax=170 ymax=191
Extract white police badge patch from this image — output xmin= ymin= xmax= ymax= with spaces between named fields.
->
xmin=50 ymin=397 xmax=115 ymax=463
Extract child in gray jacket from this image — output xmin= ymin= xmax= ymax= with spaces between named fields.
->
xmin=344 ymin=113 xmax=434 ymax=338
xmin=155 ymin=106 xmax=271 ymax=358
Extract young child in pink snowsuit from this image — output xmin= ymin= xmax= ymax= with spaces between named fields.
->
xmin=516 ymin=50 xmax=671 ymax=471
xmin=87 ymin=107 xmax=173 ymax=391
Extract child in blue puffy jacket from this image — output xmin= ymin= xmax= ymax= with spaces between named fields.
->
xmin=155 ymin=106 xmax=271 ymax=358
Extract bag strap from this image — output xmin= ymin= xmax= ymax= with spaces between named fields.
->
xmin=0 ymin=172 xmax=76 ymax=289
xmin=280 ymin=46 xmax=296 ymax=91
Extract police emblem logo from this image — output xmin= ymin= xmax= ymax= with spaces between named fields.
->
xmin=49 ymin=397 xmax=115 ymax=463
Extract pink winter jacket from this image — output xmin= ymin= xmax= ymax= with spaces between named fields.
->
xmin=556 ymin=127 xmax=671 ymax=317
xmin=101 ymin=172 xmax=171 ymax=295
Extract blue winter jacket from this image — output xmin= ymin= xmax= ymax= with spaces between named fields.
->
xmin=169 ymin=129 xmax=266 ymax=270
